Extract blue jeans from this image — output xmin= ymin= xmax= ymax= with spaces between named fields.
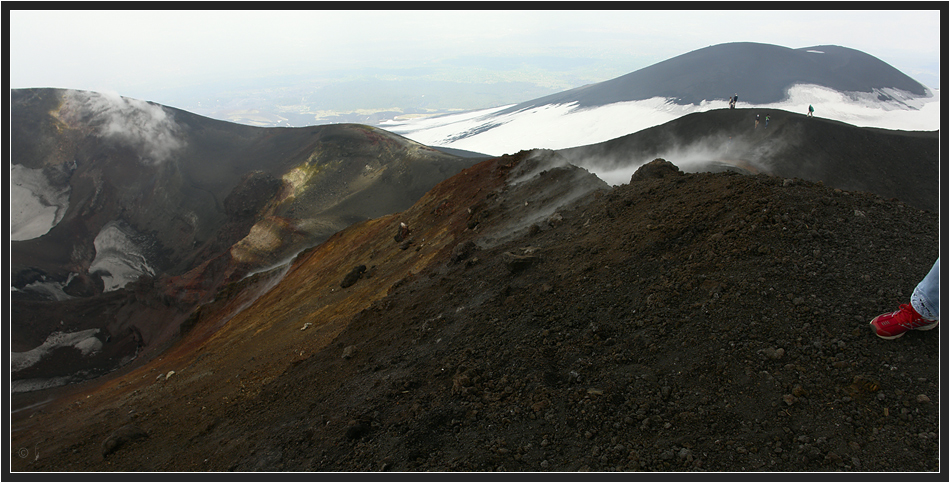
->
xmin=911 ymin=258 xmax=940 ymax=321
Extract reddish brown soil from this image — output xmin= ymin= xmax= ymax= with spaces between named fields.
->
xmin=10 ymin=153 xmax=941 ymax=473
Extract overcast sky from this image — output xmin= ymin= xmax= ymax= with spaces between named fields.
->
xmin=9 ymin=8 xmax=942 ymax=107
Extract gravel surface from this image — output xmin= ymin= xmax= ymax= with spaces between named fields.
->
xmin=12 ymin=152 xmax=939 ymax=473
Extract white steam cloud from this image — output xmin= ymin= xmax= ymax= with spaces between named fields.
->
xmin=563 ymin=130 xmax=798 ymax=186
xmin=62 ymin=90 xmax=184 ymax=165
xmin=474 ymin=150 xmax=608 ymax=247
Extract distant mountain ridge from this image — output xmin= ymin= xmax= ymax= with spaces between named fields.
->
xmin=500 ymin=42 xmax=929 ymax=112
xmin=384 ymin=42 xmax=939 ymax=155
xmin=556 ymin=107 xmax=940 ymax=212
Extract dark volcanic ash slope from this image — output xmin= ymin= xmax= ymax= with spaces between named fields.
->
xmin=501 ymin=42 xmax=930 ymax=113
xmin=9 ymin=88 xmax=475 ymax=388
xmin=558 ymin=108 xmax=940 ymax=213
xmin=11 ymin=151 xmax=941 ymax=473
xmin=10 ymin=88 xmax=474 ymax=281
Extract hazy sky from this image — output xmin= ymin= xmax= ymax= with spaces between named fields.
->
xmin=9 ymin=8 xmax=942 ymax=108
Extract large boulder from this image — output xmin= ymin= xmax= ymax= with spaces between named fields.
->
xmin=630 ymin=158 xmax=683 ymax=182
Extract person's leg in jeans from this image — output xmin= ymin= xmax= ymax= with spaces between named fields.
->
xmin=911 ymin=258 xmax=940 ymax=321
xmin=870 ymin=258 xmax=939 ymax=339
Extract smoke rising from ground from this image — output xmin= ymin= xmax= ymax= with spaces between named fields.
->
xmin=63 ymin=90 xmax=184 ymax=165
xmin=563 ymin=129 xmax=799 ymax=186
xmin=475 ymin=150 xmax=609 ymax=247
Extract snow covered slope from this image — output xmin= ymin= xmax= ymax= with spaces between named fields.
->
xmin=382 ymin=43 xmax=939 ymax=156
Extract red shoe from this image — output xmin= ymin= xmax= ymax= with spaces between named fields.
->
xmin=869 ymin=304 xmax=938 ymax=339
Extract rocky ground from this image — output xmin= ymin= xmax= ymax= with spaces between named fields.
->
xmin=10 ymin=153 xmax=942 ymax=474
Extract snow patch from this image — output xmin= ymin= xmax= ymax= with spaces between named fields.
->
xmin=753 ymin=85 xmax=940 ymax=130
xmin=384 ymin=84 xmax=939 ymax=158
xmin=19 ymin=279 xmax=74 ymax=301
xmin=88 ymin=221 xmax=155 ymax=291
xmin=10 ymin=164 xmax=71 ymax=241
xmin=11 ymin=376 xmax=81 ymax=394
xmin=10 ymin=328 xmax=102 ymax=373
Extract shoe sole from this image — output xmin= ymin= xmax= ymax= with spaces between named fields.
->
xmin=869 ymin=320 xmax=939 ymax=340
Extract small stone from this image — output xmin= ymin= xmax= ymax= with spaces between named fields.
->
xmin=916 ymin=394 xmax=931 ymax=404
xmin=102 ymin=425 xmax=148 ymax=457
xmin=342 ymin=345 xmax=357 ymax=359
xmin=677 ymin=448 xmax=692 ymax=460
xmin=340 ymin=265 xmax=367 ymax=288
xmin=502 ymin=250 xmax=540 ymax=273
xmin=764 ymin=348 xmax=785 ymax=360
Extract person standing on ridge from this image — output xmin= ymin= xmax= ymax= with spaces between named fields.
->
xmin=765 ymin=114 xmax=770 ymax=128
xmin=755 ymin=114 xmax=759 ymax=129
xmin=870 ymin=259 xmax=940 ymax=339
xmin=808 ymin=104 xmax=814 ymax=117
